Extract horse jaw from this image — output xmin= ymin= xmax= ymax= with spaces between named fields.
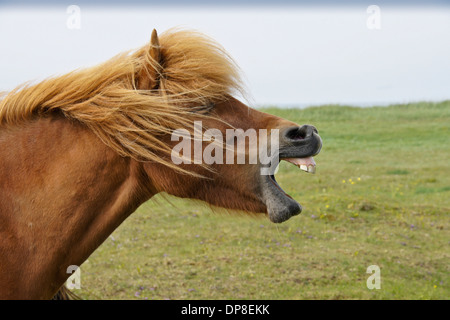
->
xmin=260 ymin=173 xmax=302 ymax=223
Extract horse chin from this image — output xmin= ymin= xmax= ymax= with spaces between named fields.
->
xmin=260 ymin=174 xmax=302 ymax=223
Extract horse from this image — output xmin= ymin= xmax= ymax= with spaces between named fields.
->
xmin=0 ymin=29 xmax=322 ymax=299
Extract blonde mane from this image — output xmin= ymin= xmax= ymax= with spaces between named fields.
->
xmin=0 ymin=29 xmax=244 ymax=174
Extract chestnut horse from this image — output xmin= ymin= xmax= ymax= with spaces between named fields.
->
xmin=0 ymin=29 xmax=322 ymax=299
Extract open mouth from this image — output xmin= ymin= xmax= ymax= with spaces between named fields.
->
xmin=261 ymin=126 xmax=322 ymax=223
xmin=268 ymin=156 xmax=316 ymax=196
xmin=264 ymin=156 xmax=317 ymax=223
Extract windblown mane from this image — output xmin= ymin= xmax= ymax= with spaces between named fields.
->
xmin=0 ymin=29 xmax=244 ymax=174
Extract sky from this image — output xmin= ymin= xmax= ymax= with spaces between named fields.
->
xmin=0 ymin=1 xmax=449 ymax=107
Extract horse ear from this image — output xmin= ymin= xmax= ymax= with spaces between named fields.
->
xmin=149 ymin=29 xmax=161 ymax=66
xmin=137 ymin=29 xmax=162 ymax=90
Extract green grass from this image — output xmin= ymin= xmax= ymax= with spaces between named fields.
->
xmin=77 ymin=100 xmax=450 ymax=300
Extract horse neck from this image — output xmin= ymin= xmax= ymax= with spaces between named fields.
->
xmin=0 ymin=116 xmax=153 ymax=299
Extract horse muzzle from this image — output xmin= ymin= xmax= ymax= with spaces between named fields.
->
xmin=261 ymin=125 xmax=322 ymax=223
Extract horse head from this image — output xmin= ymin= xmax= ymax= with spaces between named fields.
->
xmin=139 ymin=30 xmax=323 ymax=223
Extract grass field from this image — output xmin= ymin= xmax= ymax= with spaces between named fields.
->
xmin=76 ymin=101 xmax=449 ymax=300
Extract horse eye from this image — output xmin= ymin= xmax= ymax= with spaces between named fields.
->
xmin=205 ymin=103 xmax=215 ymax=112
xmin=202 ymin=103 xmax=215 ymax=114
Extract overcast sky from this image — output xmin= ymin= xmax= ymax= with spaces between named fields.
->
xmin=0 ymin=2 xmax=449 ymax=107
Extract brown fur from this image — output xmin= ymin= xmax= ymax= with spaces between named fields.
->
xmin=0 ymin=29 xmax=299 ymax=299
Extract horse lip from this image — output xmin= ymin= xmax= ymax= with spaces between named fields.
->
xmin=279 ymin=133 xmax=322 ymax=159
xmin=261 ymin=173 xmax=302 ymax=223
xmin=313 ymin=134 xmax=323 ymax=156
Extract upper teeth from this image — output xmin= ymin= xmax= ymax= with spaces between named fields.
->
xmin=299 ymin=164 xmax=316 ymax=174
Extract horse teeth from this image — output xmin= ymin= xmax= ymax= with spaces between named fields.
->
xmin=300 ymin=165 xmax=308 ymax=172
xmin=307 ymin=165 xmax=316 ymax=174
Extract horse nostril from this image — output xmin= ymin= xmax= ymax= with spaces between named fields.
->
xmin=285 ymin=127 xmax=305 ymax=140
xmin=284 ymin=125 xmax=317 ymax=141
